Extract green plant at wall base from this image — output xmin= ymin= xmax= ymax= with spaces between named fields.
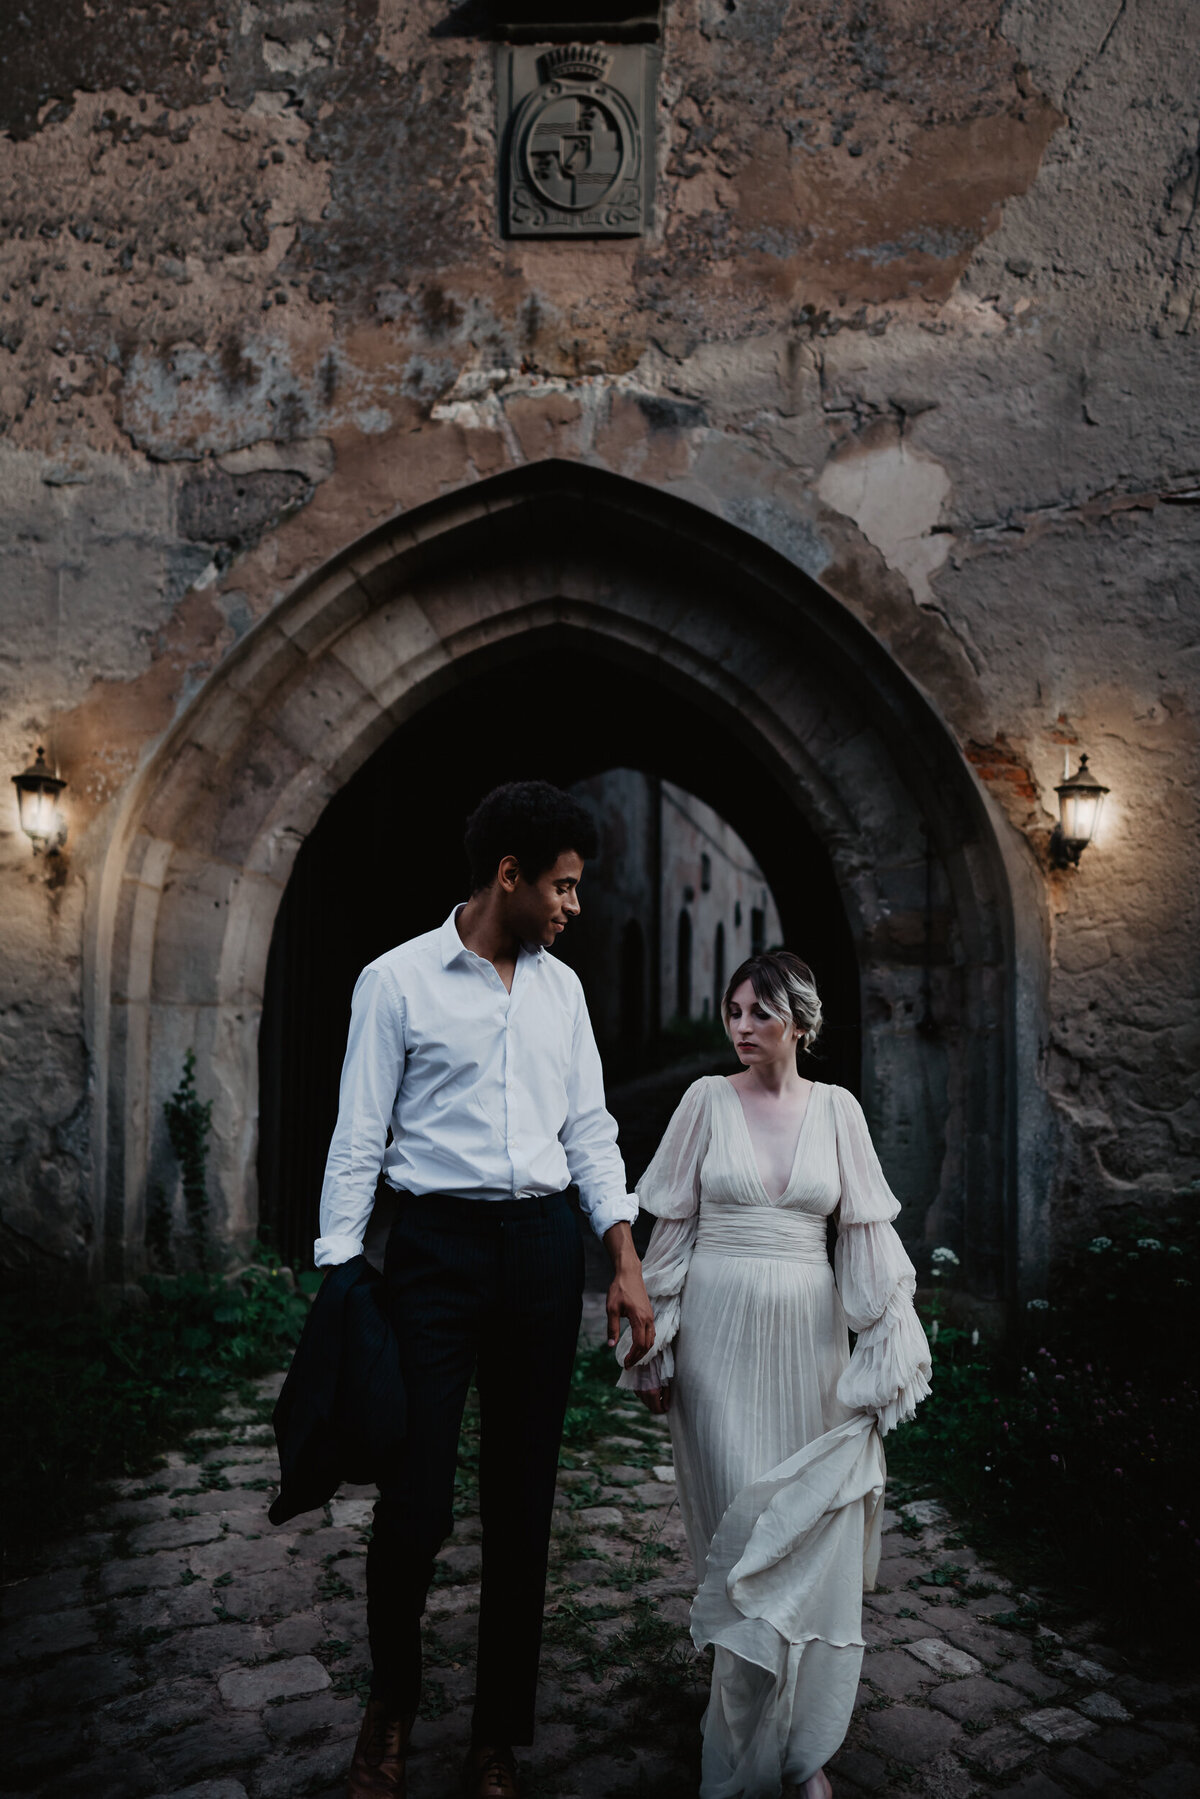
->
xmin=163 ymin=1049 xmax=213 ymax=1268
xmin=0 ymin=1251 xmax=308 ymax=1573
xmin=889 ymin=1206 xmax=1200 ymax=1654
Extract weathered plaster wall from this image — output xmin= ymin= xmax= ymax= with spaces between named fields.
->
xmin=1 ymin=0 xmax=1196 ymax=1283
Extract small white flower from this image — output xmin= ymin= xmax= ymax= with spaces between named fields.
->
xmin=971 ymin=1328 xmax=980 ymax=1347
xmin=1087 ymin=1237 xmax=1113 ymax=1253
xmin=1136 ymin=1238 xmax=1163 ymax=1251
xmin=930 ymin=1318 xmax=940 ymax=1342
xmin=931 ymin=1247 xmax=960 ymax=1266
xmin=1027 ymin=1298 xmax=1050 ymax=1311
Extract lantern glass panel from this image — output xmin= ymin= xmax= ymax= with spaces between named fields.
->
xmin=13 ymin=750 xmax=66 ymax=848
xmin=18 ymin=783 xmax=55 ymax=844
xmin=1061 ymin=785 xmax=1104 ymax=846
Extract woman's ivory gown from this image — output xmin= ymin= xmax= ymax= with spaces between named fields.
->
xmin=616 ymin=1077 xmax=932 ymax=1797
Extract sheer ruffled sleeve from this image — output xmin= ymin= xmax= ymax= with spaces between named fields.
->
xmin=615 ymin=1078 xmax=710 ymax=1391
xmin=830 ymin=1086 xmax=932 ymax=1435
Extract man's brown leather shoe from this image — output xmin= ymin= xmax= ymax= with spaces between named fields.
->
xmin=462 ymin=1742 xmax=521 ymax=1798
xmin=346 ymin=1700 xmax=413 ymax=1798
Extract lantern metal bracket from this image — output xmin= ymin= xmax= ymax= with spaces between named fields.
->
xmin=1049 ymin=824 xmax=1085 ymax=869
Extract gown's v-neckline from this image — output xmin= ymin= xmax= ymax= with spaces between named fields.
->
xmin=721 ymin=1076 xmax=821 ymax=1205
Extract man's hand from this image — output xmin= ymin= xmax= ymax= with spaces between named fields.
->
xmin=602 ymin=1221 xmax=655 ymax=1367
xmin=640 ymin=1380 xmax=671 ymax=1417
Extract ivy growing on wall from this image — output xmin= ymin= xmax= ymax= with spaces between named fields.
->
xmin=163 ymin=1049 xmax=214 ymax=1269
xmin=145 ymin=1182 xmax=174 ymax=1273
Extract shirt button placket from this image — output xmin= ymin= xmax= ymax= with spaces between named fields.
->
xmin=503 ymin=990 xmax=517 ymax=1195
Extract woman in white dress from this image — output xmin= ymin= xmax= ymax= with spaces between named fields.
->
xmin=616 ymin=952 xmax=932 ymax=1799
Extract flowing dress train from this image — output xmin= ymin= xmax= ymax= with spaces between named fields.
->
xmin=616 ymin=1077 xmax=931 ymax=1798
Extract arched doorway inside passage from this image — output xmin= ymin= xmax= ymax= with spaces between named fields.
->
xmin=256 ymin=641 xmax=856 ymax=1270
xmin=90 ymin=459 xmax=1020 ymax=1313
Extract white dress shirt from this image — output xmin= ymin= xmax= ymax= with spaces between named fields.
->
xmin=314 ymin=906 xmax=638 ymax=1265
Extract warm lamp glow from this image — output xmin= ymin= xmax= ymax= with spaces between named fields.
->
xmin=1052 ymin=753 xmax=1108 ymax=868
xmin=12 ymin=747 xmax=66 ymax=852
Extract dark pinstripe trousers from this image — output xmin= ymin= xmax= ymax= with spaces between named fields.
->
xmin=367 ymin=1188 xmax=584 ymax=1745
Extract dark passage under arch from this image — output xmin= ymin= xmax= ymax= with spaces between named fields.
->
xmin=676 ymin=909 xmax=693 ymax=1020
xmin=258 ymin=644 xmax=861 ymax=1268
xmin=619 ymin=919 xmax=645 ymax=1045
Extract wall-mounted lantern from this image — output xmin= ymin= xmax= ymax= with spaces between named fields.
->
xmin=1051 ymin=753 xmax=1108 ymax=867
xmin=12 ymin=747 xmax=66 ymax=852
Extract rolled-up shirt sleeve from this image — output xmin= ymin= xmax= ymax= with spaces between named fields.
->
xmin=314 ymin=964 xmax=406 ymax=1267
xmin=559 ymin=983 xmax=638 ymax=1241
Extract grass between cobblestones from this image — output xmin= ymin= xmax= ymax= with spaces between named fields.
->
xmin=6 ymin=1203 xmax=1199 ymax=1794
xmin=3 ymin=1310 xmax=1198 ymax=1796
xmin=444 ymin=1340 xmax=709 ymax=1796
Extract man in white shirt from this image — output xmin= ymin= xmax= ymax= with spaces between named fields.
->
xmin=318 ymin=781 xmax=655 ymax=1799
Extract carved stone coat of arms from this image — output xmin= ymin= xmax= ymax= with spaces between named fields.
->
xmin=498 ymin=43 xmax=657 ymax=237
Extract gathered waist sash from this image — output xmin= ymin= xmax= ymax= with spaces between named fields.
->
xmin=695 ymin=1205 xmax=830 ymax=1263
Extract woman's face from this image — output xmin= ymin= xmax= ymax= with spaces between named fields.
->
xmin=726 ymin=979 xmax=799 ymax=1067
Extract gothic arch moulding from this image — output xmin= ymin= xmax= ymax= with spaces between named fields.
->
xmin=87 ymin=461 xmax=1038 ymax=1308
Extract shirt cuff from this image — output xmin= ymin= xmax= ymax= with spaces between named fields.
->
xmin=582 ymin=1191 xmax=640 ymax=1242
xmin=313 ymin=1233 xmax=365 ymax=1267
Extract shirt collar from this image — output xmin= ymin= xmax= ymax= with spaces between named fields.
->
xmin=439 ymin=904 xmax=547 ymax=970
xmin=440 ymin=904 xmax=470 ymax=968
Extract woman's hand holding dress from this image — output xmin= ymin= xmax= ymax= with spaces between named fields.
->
xmin=829 ymin=1087 xmax=933 ymax=1435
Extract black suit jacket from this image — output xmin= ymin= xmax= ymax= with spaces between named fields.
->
xmin=269 ymin=1254 xmax=405 ymax=1525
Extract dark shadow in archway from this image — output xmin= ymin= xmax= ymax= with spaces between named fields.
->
xmin=258 ymin=646 xmax=860 ymax=1270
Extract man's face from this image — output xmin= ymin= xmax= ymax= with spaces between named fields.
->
xmin=510 ymin=850 xmax=584 ymax=949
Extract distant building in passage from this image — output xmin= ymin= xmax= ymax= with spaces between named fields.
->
xmin=563 ymin=770 xmax=782 ymax=1059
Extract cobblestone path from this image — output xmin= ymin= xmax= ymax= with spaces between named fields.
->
xmin=2 ymin=1303 xmax=1195 ymax=1799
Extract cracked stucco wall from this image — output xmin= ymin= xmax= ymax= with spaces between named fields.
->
xmin=0 ymin=0 xmax=1197 ymax=1282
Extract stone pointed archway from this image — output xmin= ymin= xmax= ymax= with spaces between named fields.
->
xmin=88 ymin=461 xmax=1029 ymax=1308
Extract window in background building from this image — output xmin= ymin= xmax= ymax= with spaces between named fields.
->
xmin=676 ymin=909 xmax=693 ymax=1019
xmin=751 ymin=906 xmax=765 ymax=957
xmin=700 ymin=851 xmax=712 ymax=892
xmin=734 ymin=899 xmax=742 ymax=929
xmin=619 ymin=918 xmax=645 ymax=1044
xmin=714 ymin=920 xmax=726 ymax=1018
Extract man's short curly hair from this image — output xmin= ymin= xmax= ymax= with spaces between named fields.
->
xmin=463 ymin=781 xmax=599 ymax=892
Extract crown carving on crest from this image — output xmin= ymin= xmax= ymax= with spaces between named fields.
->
xmin=539 ymin=43 xmax=612 ymax=84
